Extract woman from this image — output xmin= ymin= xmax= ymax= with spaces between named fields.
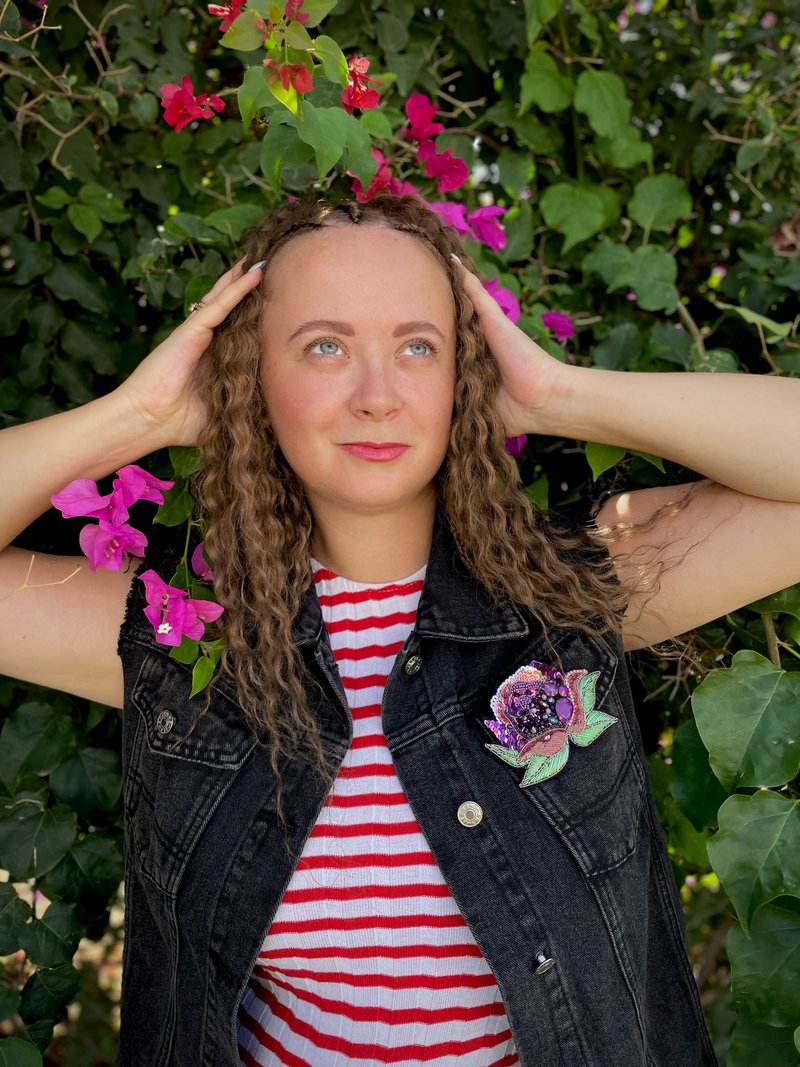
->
xmin=1 ymin=196 xmax=798 ymax=1067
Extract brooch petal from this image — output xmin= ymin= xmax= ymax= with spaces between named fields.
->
xmin=483 ymin=659 xmax=617 ymax=787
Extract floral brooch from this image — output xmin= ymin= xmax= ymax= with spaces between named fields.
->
xmin=484 ymin=660 xmax=618 ymax=787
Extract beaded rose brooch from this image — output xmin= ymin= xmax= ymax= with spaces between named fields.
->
xmin=484 ymin=660 xmax=618 ymax=787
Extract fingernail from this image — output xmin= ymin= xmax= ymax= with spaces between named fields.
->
xmin=450 ymin=253 xmax=463 ymax=266
xmin=248 ymin=260 xmax=266 ymax=273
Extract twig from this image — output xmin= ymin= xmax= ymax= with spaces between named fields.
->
xmin=761 ymin=613 xmax=781 ymax=668
xmin=0 ymin=555 xmax=82 ymax=604
xmin=754 ymin=319 xmax=781 ymax=373
xmin=676 ymin=300 xmax=707 ymax=357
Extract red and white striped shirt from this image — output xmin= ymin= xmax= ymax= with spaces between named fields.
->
xmin=237 ymin=561 xmax=519 ymax=1067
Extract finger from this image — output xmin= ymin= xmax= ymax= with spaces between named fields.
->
xmin=184 ymin=266 xmax=263 ymax=332
xmin=200 ymin=258 xmax=249 ymax=305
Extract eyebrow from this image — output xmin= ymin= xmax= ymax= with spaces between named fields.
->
xmin=287 ymin=319 xmax=447 ymax=343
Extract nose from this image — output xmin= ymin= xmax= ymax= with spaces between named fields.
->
xmin=349 ymin=357 xmax=401 ymax=419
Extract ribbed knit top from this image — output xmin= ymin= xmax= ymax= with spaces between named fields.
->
xmin=236 ymin=560 xmax=519 ymax=1067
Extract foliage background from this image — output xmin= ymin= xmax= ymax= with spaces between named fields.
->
xmin=1 ymin=0 xmax=799 ymax=1063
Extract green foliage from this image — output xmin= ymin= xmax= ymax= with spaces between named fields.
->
xmin=1 ymin=0 xmax=799 ymax=1061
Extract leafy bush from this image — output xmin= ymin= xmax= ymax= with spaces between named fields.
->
xmin=1 ymin=0 xmax=798 ymax=1062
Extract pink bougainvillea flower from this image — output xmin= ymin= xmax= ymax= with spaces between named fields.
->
xmin=284 ymin=0 xmax=308 ymax=22
xmin=484 ymin=278 xmax=521 ymax=324
xmin=159 ymin=76 xmax=224 ymax=132
xmin=415 ymin=138 xmax=437 ymax=163
xmin=504 ymin=435 xmax=528 ymax=458
xmin=404 ymin=93 xmax=444 ymax=141
xmin=191 ymin=542 xmax=215 ymax=582
xmin=207 ymin=0 xmax=247 ymax=31
xmin=79 ymin=520 xmax=147 ymax=572
xmin=540 ymin=310 xmax=575 ymax=344
xmin=423 ymin=148 xmax=469 ymax=193
xmin=263 ymin=58 xmax=313 ymax=94
xmin=427 ymin=201 xmax=470 ymax=235
xmin=52 ymin=479 xmax=115 ymax=520
xmin=468 ymin=206 xmax=507 ymax=251
xmin=112 ymin=465 xmax=174 ymax=509
xmin=349 ymin=148 xmax=392 ymax=202
xmin=341 ymin=56 xmax=381 ymax=115
xmin=140 ymin=570 xmax=224 ymax=647
xmin=386 ymin=178 xmax=420 ymax=198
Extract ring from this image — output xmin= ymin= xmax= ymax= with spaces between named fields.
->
xmin=189 ymin=301 xmax=207 ymax=313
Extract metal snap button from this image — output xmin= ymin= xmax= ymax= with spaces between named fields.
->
xmin=156 ymin=710 xmax=175 ymax=736
xmin=456 ymin=801 xmax=483 ymax=827
xmin=534 ymin=953 xmax=555 ymax=975
xmin=404 ymin=654 xmax=422 ymax=675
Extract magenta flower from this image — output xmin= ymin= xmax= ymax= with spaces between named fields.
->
xmin=504 ymin=435 xmax=528 ymax=458
xmin=483 ymin=278 xmax=521 ymax=324
xmin=387 ymin=178 xmax=420 ymax=198
xmin=191 ymin=542 xmax=215 ymax=582
xmin=349 ymin=148 xmax=392 ymax=202
xmin=52 ymin=479 xmax=116 ymax=520
xmin=540 ymin=311 xmax=575 ymax=344
xmin=427 ymin=201 xmax=470 ymax=234
xmin=404 ymin=93 xmax=444 ymax=141
xmin=113 ymin=465 xmax=174 ymax=509
xmin=79 ymin=520 xmax=147 ymax=572
xmin=423 ymin=149 xmax=469 ymax=193
xmin=468 ymin=206 xmax=507 ymax=251
xmin=140 ymin=570 xmax=224 ymax=647
xmin=159 ymin=76 xmax=224 ymax=132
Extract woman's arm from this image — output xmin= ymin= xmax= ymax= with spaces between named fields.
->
xmin=457 ymin=266 xmax=800 ymax=646
xmin=0 ymin=263 xmax=262 ymax=704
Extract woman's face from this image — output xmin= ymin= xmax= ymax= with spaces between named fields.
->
xmin=260 ymin=224 xmax=457 ymax=523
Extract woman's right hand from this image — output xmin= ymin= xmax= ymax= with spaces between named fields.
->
xmin=114 ymin=261 xmax=264 ymax=447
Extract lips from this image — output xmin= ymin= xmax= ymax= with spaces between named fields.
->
xmin=339 ymin=442 xmax=409 ymax=461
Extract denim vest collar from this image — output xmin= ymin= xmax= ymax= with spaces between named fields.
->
xmin=291 ymin=507 xmax=530 ymax=647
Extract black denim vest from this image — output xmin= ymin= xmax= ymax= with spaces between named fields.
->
xmin=116 ymin=514 xmax=717 ymax=1066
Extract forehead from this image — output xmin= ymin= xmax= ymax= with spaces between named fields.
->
xmin=265 ymin=224 xmax=454 ymax=320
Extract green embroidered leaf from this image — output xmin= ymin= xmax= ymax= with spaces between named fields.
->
xmin=520 ymin=745 xmax=569 ymax=786
xmin=485 ymin=743 xmax=524 ymax=769
xmin=570 ymin=712 xmax=618 ymax=747
xmin=577 ymin=670 xmax=599 ymax=714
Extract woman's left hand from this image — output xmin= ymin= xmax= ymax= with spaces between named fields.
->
xmin=457 ymin=265 xmax=570 ymax=437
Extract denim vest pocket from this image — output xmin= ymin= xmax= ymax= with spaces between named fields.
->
xmin=482 ymin=631 xmax=646 ymax=877
xmin=125 ymin=651 xmax=255 ymax=895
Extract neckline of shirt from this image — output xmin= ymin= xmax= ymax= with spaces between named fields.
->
xmin=310 ymin=556 xmax=427 ymax=592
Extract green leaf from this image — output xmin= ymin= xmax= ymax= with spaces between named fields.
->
xmin=168 ymin=445 xmax=204 ymax=477
xmin=66 ymin=203 xmax=102 ymax=242
xmin=259 ymin=120 xmax=314 ymax=190
xmin=129 ymin=92 xmax=159 ymax=126
xmin=592 ymin=323 xmax=641 ymax=370
xmin=570 ymin=712 xmax=618 ymax=747
xmin=710 ymin=300 xmax=792 ymax=344
xmin=0 ymin=703 xmax=77 ymax=790
xmin=728 ymin=903 xmax=800 ymax=1027
xmin=748 ymin=585 xmax=800 ymax=620
xmin=0 ymin=1039 xmax=43 ymax=1067
xmin=577 ymin=671 xmax=599 ymax=713
xmin=342 ymin=114 xmax=377 ymax=191
xmin=300 ymin=0 xmax=339 ymax=28
xmin=522 ymin=0 xmax=562 ymax=43
xmin=49 ymin=749 xmax=123 ymax=817
xmin=204 ymin=204 xmax=265 ymax=241
xmin=78 ymin=183 xmax=130 ymax=223
xmin=0 ymin=882 xmax=31 ymax=955
xmin=359 ymin=110 xmax=392 ymax=140
xmin=267 ymin=74 xmax=302 ymax=118
xmin=496 ymin=148 xmax=535 ymax=197
xmin=295 ymin=101 xmax=350 ymax=179
xmin=707 ymin=791 xmax=800 ymax=932
xmin=485 ymin=743 xmax=524 ymax=768
xmin=35 ymin=187 xmax=72 ymax=210
xmin=238 ymin=65 xmax=276 ymax=129
xmin=499 ymin=201 xmax=535 ymax=263
xmin=539 ymin=183 xmax=608 ymax=253
xmin=285 ymin=20 xmax=313 ymax=49
xmin=19 ymin=964 xmax=80 ymax=1025
xmin=314 ymin=34 xmax=348 ymax=87
xmin=0 ymin=796 xmax=77 ymax=880
xmin=574 ymin=70 xmax=632 ymax=142
xmin=689 ymin=346 xmax=740 ymax=373
xmin=41 ymin=834 xmax=123 ymax=911
xmin=153 ymin=479 xmax=194 ymax=526
xmin=692 ymin=650 xmax=800 ymax=790
xmin=582 ymin=240 xmax=632 ymax=287
xmin=43 ymin=262 xmax=108 ymax=314
xmin=18 ymin=903 xmax=85 ymax=968
xmin=585 ymin=442 xmax=625 ymax=478
xmin=0 ymin=130 xmax=39 ymax=191
xmin=629 ymin=174 xmax=692 ymax=233
xmin=60 ymin=321 xmax=119 ymax=375
xmin=170 ymin=636 xmax=201 ymax=665
xmin=520 ymin=744 xmax=569 ymax=786
xmin=190 ymin=655 xmax=216 ymax=698
xmin=727 ymin=1020 xmax=800 ymax=1067
xmin=9 ymin=235 xmax=54 ymax=285
xmin=609 ymin=244 xmax=678 ymax=313
xmin=519 ymin=51 xmax=574 ymax=115
xmin=736 ymin=141 xmax=769 ymax=171
xmin=597 ymin=127 xmax=653 ymax=170
xmin=669 ymin=718 xmax=728 ymax=831
xmin=221 ymin=9 xmax=268 ymax=50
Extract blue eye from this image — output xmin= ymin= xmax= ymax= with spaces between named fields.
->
xmin=310 ymin=339 xmax=341 ymax=356
xmin=405 ymin=340 xmax=435 ymax=357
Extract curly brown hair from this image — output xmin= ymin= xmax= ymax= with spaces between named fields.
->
xmin=192 ymin=195 xmax=628 ymax=786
